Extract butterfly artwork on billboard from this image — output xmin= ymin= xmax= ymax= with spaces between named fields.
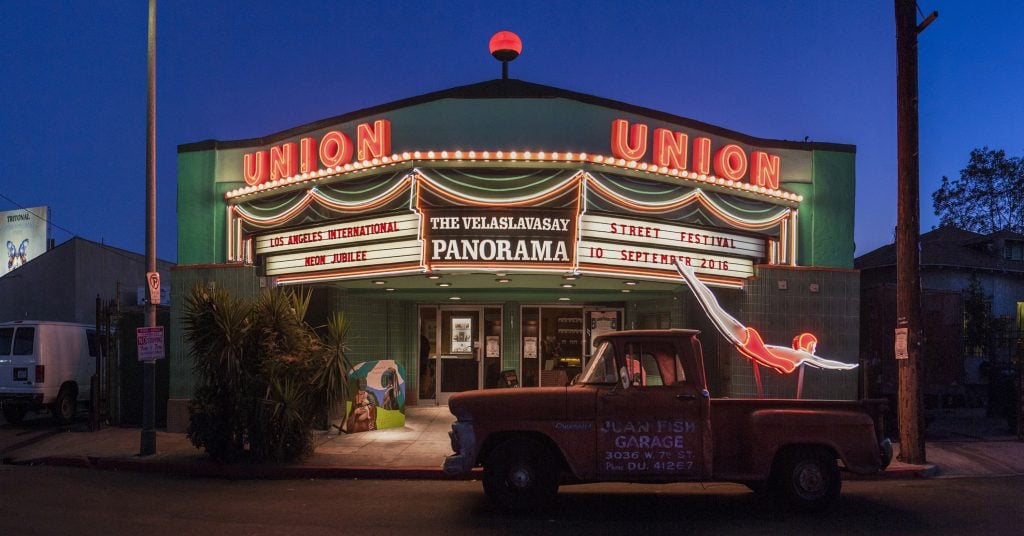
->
xmin=6 ymin=239 xmax=28 ymax=271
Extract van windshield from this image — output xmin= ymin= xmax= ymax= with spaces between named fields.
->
xmin=13 ymin=327 xmax=34 ymax=355
xmin=0 ymin=328 xmax=12 ymax=356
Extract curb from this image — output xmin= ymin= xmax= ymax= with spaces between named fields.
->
xmin=844 ymin=463 xmax=938 ymax=480
xmin=9 ymin=454 xmax=932 ymax=481
xmin=7 ymin=455 xmax=482 ymax=481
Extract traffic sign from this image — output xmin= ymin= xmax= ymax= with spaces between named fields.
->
xmin=147 ymin=272 xmax=161 ymax=305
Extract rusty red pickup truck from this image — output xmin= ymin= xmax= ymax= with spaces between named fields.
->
xmin=443 ymin=329 xmax=892 ymax=512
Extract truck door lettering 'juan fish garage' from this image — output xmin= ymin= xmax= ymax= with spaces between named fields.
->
xmin=169 ymin=71 xmax=858 ymax=430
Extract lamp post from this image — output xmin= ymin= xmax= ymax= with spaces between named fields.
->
xmin=140 ymin=0 xmax=157 ymax=456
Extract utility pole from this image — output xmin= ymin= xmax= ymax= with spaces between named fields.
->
xmin=140 ymin=0 xmax=158 ymax=456
xmin=894 ymin=0 xmax=936 ymax=465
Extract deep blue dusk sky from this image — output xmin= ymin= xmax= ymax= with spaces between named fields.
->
xmin=2 ymin=1 xmax=1021 ymax=263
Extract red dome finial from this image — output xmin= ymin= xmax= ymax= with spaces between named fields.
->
xmin=489 ymin=31 xmax=522 ymax=79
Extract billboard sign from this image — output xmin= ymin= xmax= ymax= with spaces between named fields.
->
xmin=1 ymin=206 xmax=48 ymax=277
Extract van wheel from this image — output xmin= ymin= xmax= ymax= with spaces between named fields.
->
xmin=3 ymin=405 xmax=27 ymax=425
xmin=53 ymin=387 xmax=77 ymax=425
xmin=483 ymin=438 xmax=559 ymax=513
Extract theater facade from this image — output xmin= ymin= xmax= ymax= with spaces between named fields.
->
xmin=169 ymin=79 xmax=859 ymax=427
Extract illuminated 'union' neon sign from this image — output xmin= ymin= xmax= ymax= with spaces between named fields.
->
xmin=610 ymin=119 xmax=782 ymax=189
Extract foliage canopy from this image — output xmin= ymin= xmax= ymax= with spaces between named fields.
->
xmin=932 ymin=147 xmax=1024 ymax=234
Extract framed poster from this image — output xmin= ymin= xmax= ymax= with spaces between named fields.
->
xmin=523 ymin=336 xmax=538 ymax=359
xmin=485 ymin=336 xmax=500 ymax=358
xmin=451 ymin=317 xmax=473 ymax=353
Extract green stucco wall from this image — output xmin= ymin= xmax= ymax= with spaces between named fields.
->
xmin=791 ymin=150 xmax=857 ymax=268
xmin=177 ymin=150 xmax=233 ymax=266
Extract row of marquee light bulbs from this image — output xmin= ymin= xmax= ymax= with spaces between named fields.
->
xmin=225 ymin=149 xmax=804 ymax=203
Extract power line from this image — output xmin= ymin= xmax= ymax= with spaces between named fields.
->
xmin=0 ymin=192 xmax=78 ymax=239
xmin=0 ymin=192 xmax=168 ymax=265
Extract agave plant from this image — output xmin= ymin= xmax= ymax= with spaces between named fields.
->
xmin=251 ymin=374 xmax=312 ymax=462
xmin=314 ymin=312 xmax=353 ymax=428
xmin=183 ymin=284 xmax=252 ymax=461
xmin=183 ymin=284 xmax=251 ymax=392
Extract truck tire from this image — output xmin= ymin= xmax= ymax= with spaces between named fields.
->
xmin=770 ymin=447 xmax=841 ymax=513
xmin=482 ymin=438 xmax=559 ymax=513
xmin=3 ymin=405 xmax=28 ymax=425
xmin=52 ymin=386 xmax=77 ymax=425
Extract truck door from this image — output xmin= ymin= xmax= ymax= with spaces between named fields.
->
xmin=595 ymin=338 xmax=711 ymax=481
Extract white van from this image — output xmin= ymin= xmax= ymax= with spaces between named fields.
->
xmin=0 ymin=320 xmax=98 ymax=424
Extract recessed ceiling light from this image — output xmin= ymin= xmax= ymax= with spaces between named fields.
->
xmin=495 ymin=272 xmax=507 ymax=277
xmin=562 ymin=275 xmax=578 ymax=281
xmin=621 ymin=289 xmax=631 ymax=293
xmin=373 ymin=280 xmax=387 ymax=285
xmin=427 ymin=274 xmax=441 ymax=280
xmin=437 ymin=282 xmax=451 ymax=287
xmin=561 ymin=283 xmax=575 ymax=288
xmin=449 ymin=296 xmax=462 ymax=300
xmin=496 ymin=278 xmax=511 ymax=283
xmin=558 ymin=297 xmax=571 ymax=301
xmin=385 ymin=288 xmax=395 ymax=292
xmin=624 ymin=280 xmax=638 ymax=286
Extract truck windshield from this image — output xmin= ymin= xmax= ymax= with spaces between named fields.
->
xmin=578 ymin=340 xmax=618 ymax=384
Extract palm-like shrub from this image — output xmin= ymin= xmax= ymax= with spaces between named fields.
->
xmin=315 ymin=312 xmax=353 ymax=428
xmin=183 ymin=284 xmax=347 ymax=463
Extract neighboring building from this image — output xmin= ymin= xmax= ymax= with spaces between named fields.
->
xmin=0 ymin=237 xmax=173 ymax=324
xmin=0 ymin=237 xmax=175 ymax=425
xmin=171 ymin=78 xmax=862 ymax=429
xmin=857 ymin=225 xmax=1024 ymax=415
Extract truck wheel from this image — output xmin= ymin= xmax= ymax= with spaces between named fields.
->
xmin=3 ymin=405 xmax=27 ymax=425
xmin=52 ymin=386 xmax=77 ymax=425
xmin=482 ymin=438 xmax=559 ymax=513
xmin=771 ymin=448 xmax=841 ymax=513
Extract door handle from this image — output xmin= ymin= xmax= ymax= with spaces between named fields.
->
xmin=676 ymin=394 xmax=697 ymax=402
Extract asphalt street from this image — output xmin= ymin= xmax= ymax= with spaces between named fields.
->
xmin=2 ymin=465 xmax=1023 ymax=536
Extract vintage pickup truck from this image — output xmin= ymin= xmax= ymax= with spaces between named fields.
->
xmin=443 ymin=329 xmax=891 ymax=512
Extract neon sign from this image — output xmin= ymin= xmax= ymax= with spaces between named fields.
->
xmin=674 ymin=260 xmax=856 ymax=374
xmin=610 ymin=119 xmax=781 ymax=189
xmin=242 ymin=119 xmax=392 ymax=187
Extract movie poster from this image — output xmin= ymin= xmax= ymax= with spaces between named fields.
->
xmin=1 ymin=206 xmax=48 ymax=277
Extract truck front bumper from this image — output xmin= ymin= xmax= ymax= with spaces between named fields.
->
xmin=442 ymin=421 xmax=477 ymax=475
xmin=879 ymin=438 xmax=893 ymax=470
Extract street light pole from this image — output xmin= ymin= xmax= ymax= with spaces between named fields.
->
xmin=141 ymin=0 xmax=157 ymax=456
xmin=894 ymin=0 xmax=936 ymax=465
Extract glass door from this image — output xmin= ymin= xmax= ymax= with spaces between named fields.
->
xmin=585 ymin=307 xmax=623 ymax=362
xmin=437 ymin=308 xmax=482 ymax=405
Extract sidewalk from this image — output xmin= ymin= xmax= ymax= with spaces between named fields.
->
xmin=3 ymin=405 xmax=1023 ymax=481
